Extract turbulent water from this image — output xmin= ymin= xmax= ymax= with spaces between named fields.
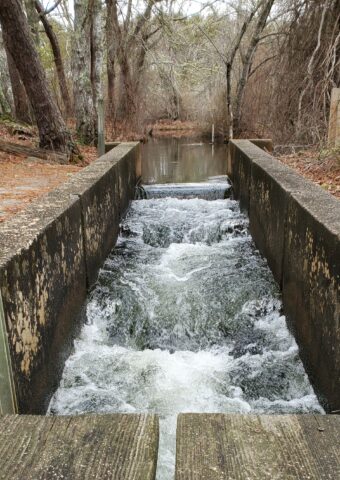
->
xmin=49 ymin=189 xmax=323 ymax=480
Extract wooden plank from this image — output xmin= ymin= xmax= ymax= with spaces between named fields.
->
xmin=297 ymin=415 xmax=340 ymax=478
xmin=0 ymin=139 xmax=67 ymax=164
xmin=176 ymin=414 xmax=340 ymax=480
xmin=0 ymin=414 xmax=159 ymax=480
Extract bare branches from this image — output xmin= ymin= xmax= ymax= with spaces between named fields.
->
xmin=297 ymin=0 xmax=331 ymax=138
xmin=196 ymin=24 xmax=227 ymax=63
xmin=39 ymin=0 xmax=62 ymax=16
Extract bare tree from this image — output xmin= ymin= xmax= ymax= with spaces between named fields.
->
xmin=106 ymin=0 xmax=116 ymax=121
xmin=110 ymin=0 xmax=163 ymax=125
xmin=234 ymin=0 xmax=275 ymax=135
xmin=0 ymin=0 xmax=78 ymax=157
xmin=90 ymin=0 xmax=104 ymax=110
xmin=241 ymin=0 xmax=340 ymax=144
xmin=35 ymin=0 xmax=73 ymax=117
xmin=2 ymin=30 xmax=32 ymax=124
xmin=72 ymin=0 xmax=97 ymax=144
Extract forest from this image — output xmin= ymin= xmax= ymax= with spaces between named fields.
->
xmin=0 ymin=0 xmax=339 ymax=160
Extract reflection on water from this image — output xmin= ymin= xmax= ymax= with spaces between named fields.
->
xmin=141 ymin=137 xmax=227 ymax=184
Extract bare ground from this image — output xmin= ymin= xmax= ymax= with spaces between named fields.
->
xmin=276 ymin=147 xmax=340 ymax=199
xmin=0 ymin=123 xmax=97 ymax=223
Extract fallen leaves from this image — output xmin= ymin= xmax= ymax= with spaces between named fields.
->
xmin=276 ymin=147 xmax=340 ymax=199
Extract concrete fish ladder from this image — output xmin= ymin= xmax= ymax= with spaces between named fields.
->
xmin=228 ymin=139 xmax=340 ymax=412
xmin=0 ymin=142 xmax=140 ymax=414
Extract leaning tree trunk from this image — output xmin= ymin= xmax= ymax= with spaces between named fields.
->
xmin=2 ymin=31 xmax=31 ymax=124
xmin=72 ymin=0 xmax=97 ymax=145
xmin=0 ymin=0 xmax=77 ymax=157
xmin=35 ymin=0 xmax=73 ymax=117
xmin=223 ymin=3 xmax=260 ymax=140
xmin=234 ymin=0 xmax=275 ymax=135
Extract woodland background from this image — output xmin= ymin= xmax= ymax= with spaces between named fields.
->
xmin=0 ymin=0 xmax=339 ymax=157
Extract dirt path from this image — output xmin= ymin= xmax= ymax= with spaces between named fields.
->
xmin=0 ymin=123 xmax=97 ymax=223
xmin=0 ymin=153 xmax=83 ymax=223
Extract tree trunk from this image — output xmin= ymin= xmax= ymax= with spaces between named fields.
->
xmin=223 ymin=3 xmax=260 ymax=140
xmin=226 ymin=62 xmax=233 ymax=140
xmin=24 ymin=0 xmax=40 ymax=46
xmin=106 ymin=0 xmax=116 ymax=121
xmin=0 ymin=0 xmax=77 ymax=157
xmin=35 ymin=0 xmax=73 ymax=117
xmin=234 ymin=0 xmax=275 ymax=135
xmin=72 ymin=0 xmax=97 ymax=144
xmin=120 ymin=53 xmax=137 ymax=120
xmin=2 ymin=31 xmax=32 ymax=124
xmin=90 ymin=0 xmax=104 ymax=111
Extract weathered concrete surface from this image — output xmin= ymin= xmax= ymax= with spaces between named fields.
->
xmin=283 ymin=188 xmax=340 ymax=409
xmin=0 ymin=413 xmax=159 ymax=480
xmin=227 ymin=140 xmax=272 ymax=205
xmin=176 ymin=413 xmax=340 ymax=479
xmin=0 ymin=294 xmax=17 ymax=414
xmin=0 ymin=143 xmax=139 ymax=413
xmin=57 ymin=142 xmax=139 ymax=286
xmin=228 ymin=141 xmax=252 ymax=211
xmin=0 ymin=192 xmax=86 ymax=413
xmin=116 ymin=142 xmax=139 ymax=216
xmin=248 ymin=138 xmax=273 ymax=153
xmin=105 ymin=141 xmax=120 ymax=153
xmin=228 ymin=140 xmax=340 ymax=411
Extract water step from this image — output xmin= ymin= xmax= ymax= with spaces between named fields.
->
xmin=176 ymin=413 xmax=340 ymax=479
xmin=0 ymin=414 xmax=159 ymax=480
xmin=141 ymin=182 xmax=232 ymax=200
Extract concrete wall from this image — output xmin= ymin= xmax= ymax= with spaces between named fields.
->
xmin=228 ymin=140 xmax=340 ymax=412
xmin=0 ymin=143 xmax=139 ymax=414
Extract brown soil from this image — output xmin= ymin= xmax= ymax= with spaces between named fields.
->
xmin=276 ymin=147 xmax=340 ymax=199
xmin=0 ymin=123 xmax=97 ymax=223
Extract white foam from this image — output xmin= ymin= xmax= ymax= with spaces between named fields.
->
xmin=49 ymin=195 xmax=323 ymax=480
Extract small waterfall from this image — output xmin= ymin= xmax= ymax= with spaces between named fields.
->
xmin=142 ymin=181 xmax=232 ymax=200
xmin=49 ymin=182 xmax=323 ymax=480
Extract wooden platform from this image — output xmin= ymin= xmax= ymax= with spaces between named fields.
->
xmin=176 ymin=414 xmax=340 ymax=479
xmin=0 ymin=413 xmax=159 ymax=480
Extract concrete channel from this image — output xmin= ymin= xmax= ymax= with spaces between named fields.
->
xmin=228 ymin=140 xmax=340 ymax=412
xmin=0 ymin=139 xmax=339 ymax=479
xmin=0 ymin=142 xmax=139 ymax=414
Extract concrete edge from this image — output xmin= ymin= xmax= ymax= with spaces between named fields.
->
xmin=0 ymin=292 xmax=17 ymax=413
xmin=0 ymin=143 xmax=139 ymax=413
xmin=229 ymin=139 xmax=340 ymax=411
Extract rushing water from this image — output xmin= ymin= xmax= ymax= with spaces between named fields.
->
xmin=49 ymin=179 xmax=323 ymax=480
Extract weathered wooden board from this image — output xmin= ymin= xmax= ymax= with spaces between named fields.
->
xmin=176 ymin=414 xmax=340 ymax=480
xmin=0 ymin=413 xmax=159 ymax=480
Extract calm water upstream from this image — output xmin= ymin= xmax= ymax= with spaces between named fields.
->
xmin=49 ymin=138 xmax=323 ymax=480
xmin=141 ymin=136 xmax=228 ymax=184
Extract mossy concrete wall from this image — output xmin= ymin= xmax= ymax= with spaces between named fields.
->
xmin=0 ymin=143 xmax=139 ymax=414
xmin=228 ymin=140 xmax=340 ymax=411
